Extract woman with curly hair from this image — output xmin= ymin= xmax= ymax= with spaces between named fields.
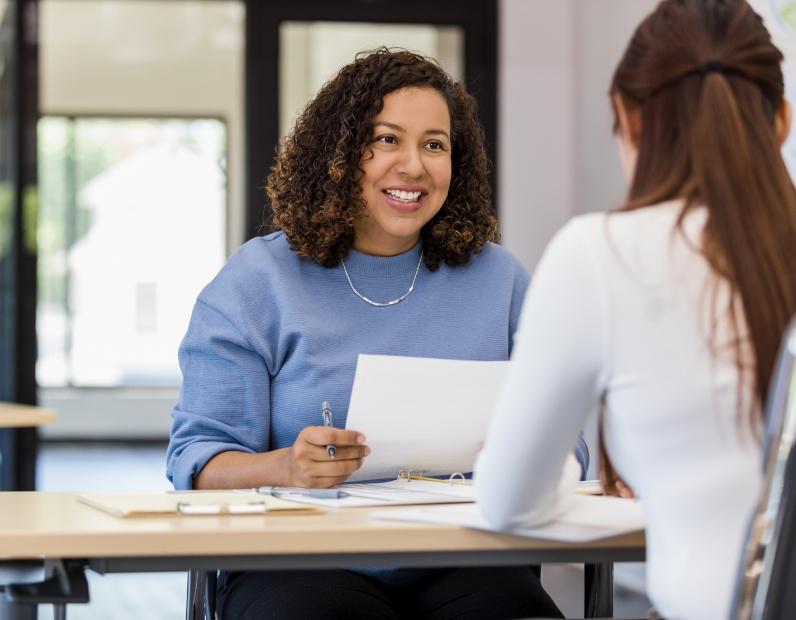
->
xmin=167 ymin=49 xmax=565 ymax=618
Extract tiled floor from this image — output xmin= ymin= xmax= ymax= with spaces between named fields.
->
xmin=33 ymin=442 xmax=651 ymax=619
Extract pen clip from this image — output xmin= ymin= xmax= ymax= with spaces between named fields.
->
xmin=322 ymin=401 xmax=333 ymax=427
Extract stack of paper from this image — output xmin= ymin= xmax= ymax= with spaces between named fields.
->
xmin=369 ymin=495 xmax=645 ymax=543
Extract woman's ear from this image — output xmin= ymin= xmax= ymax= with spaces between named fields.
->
xmin=776 ymin=99 xmax=792 ymax=147
xmin=612 ymin=94 xmax=640 ymax=183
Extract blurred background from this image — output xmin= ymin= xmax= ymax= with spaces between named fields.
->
xmin=2 ymin=0 xmax=795 ymax=617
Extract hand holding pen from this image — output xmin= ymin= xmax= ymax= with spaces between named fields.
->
xmin=283 ymin=412 xmax=370 ymax=488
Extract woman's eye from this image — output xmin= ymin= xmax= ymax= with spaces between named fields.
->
xmin=376 ymin=135 xmax=397 ymax=145
xmin=425 ymin=141 xmax=446 ymax=151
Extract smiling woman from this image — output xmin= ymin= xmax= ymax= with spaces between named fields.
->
xmin=167 ymin=49 xmax=568 ymax=619
xmin=267 ymin=48 xmax=496 ymax=272
xmin=356 ymin=87 xmax=453 ymax=256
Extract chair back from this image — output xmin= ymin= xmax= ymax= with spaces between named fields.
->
xmin=731 ymin=318 xmax=796 ymax=619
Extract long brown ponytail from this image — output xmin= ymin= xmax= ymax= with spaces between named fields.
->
xmin=611 ymin=0 xmax=796 ymax=419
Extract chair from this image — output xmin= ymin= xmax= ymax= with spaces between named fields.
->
xmin=186 ymin=569 xmax=216 ymax=620
xmin=731 ymin=318 xmax=796 ymax=619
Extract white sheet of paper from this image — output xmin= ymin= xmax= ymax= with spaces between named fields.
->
xmin=272 ymin=479 xmax=475 ymax=508
xmin=345 ymin=355 xmax=509 ymax=481
xmin=369 ymin=495 xmax=646 ymax=543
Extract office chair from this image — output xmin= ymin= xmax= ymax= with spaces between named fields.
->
xmin=731 ymin=318 xmax=796 ymax=619
xmin=186 ymin=568 xmax=216 ymax=620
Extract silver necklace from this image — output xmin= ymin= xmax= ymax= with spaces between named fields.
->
xmin=340 ymin=251 xmax=424 ymax=307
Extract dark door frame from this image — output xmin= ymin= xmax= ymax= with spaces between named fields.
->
xmin=245 ymin=0 xmax=498 ymax=238
xmin=0 ymin=0 xmax=39 ymax=491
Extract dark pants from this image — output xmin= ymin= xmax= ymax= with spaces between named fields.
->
xmin=217 ymin=566 xmax=563 ymax=620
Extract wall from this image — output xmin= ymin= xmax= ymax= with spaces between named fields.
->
xmin=499 ymin=0 xmax=658 ymax=271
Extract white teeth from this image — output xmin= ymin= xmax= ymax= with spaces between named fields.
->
xmin=385 ymin=189 xmax=422 ymax=202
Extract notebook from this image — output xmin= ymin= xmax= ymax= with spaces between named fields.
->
xmin=78 ymin=491 xmax=320 ymax=517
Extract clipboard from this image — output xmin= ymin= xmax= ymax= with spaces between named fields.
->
xmin=78 ymin=491 xmax=321 ymax=518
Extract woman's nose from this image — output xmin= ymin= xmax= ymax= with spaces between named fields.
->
xmin=395 ymin=146 xmax=425 ymax=178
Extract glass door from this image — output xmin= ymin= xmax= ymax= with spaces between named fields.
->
xmin=37 ymin=0 xmax=244 ymax=439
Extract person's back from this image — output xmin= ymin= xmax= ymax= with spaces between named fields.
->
xmin=585 ymin=202 xmax=760 ymax=617
xmin=475 ymin=1 xmax=796 ymax=618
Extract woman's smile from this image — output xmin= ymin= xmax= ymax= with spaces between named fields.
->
xmin=381 ymin=185 xmax=428 ymax=211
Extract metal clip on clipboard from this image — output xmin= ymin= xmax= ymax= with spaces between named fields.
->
xmin=396 ymin=469 xmax=468 ymax=486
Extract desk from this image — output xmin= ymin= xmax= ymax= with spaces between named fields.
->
xmin=0 ymin=493 xmax=645 ymax=619
xmin=0 ymin=403 xmax=56 ymax=429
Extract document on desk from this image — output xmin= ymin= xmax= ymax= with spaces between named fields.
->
xmin=345 ymin=354 xmax=509 ymax=482
xmin=369 ymin=495 xmax=646 ymax=543
xmin=270 ymin=478 xmax=475 ymax=508
xmin=270 ymin=479 xmax=602 ymax=509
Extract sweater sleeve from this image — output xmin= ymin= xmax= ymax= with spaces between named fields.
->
xmin=475 ymin=218 xmax=608 ymax=529
xmin=166 ymin=299 xmax=272 ymax=490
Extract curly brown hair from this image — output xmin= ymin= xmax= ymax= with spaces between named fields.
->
xmin=266 ymin=48 xmax=497 ymax=271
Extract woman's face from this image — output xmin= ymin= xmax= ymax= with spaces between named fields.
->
xmin=355 ymin=86 xmax=452 ymax=256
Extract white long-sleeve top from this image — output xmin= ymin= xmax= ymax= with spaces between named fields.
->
xmin=475 ymin=201 xmax=762 ymax=620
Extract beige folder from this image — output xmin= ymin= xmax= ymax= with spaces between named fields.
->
xmin=78 ymin=491 xmax=321 ymax=517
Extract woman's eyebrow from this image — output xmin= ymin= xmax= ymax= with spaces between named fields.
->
xmin=425 ymin=129 xmax=451 ymax=140
xmin=374 ymin=122 xmax=450 ymax=140
xmin=374 ymin=121 xmax=405 ymax=132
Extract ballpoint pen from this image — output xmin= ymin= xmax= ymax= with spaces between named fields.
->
xmin=257 ymin=486 xmax=349 ymax=499
xmin=322 ymin=401 xmax=336 ymax=459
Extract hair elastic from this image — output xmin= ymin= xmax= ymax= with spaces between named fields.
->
xmin=699 ymin=59 xmax=726 ymax=75
xmin=646 ymin=58 xmax=733 ymax=99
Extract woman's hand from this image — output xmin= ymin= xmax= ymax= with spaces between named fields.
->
xmin=282 ymin=427 xmax=370 ymax=488
xmin=601 ymin=471 xmax=636 ymax=499
xmin=613 ymin=478 xmax=635 ymax=499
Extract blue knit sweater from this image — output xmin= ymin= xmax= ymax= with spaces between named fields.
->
xmin=167 ymin=231 xmax=584 ymax=490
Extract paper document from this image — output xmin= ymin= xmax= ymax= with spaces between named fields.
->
xmin=369 ymin=495 xmax=645 ymax=543
xmin=345 ymin=355 xmax=509 ymax=481
xmin=273 ymin=478 xmax=476 ymax=508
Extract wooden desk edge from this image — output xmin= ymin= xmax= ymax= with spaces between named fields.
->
xmin=0 ymin=403 xmax=57 ymax=428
